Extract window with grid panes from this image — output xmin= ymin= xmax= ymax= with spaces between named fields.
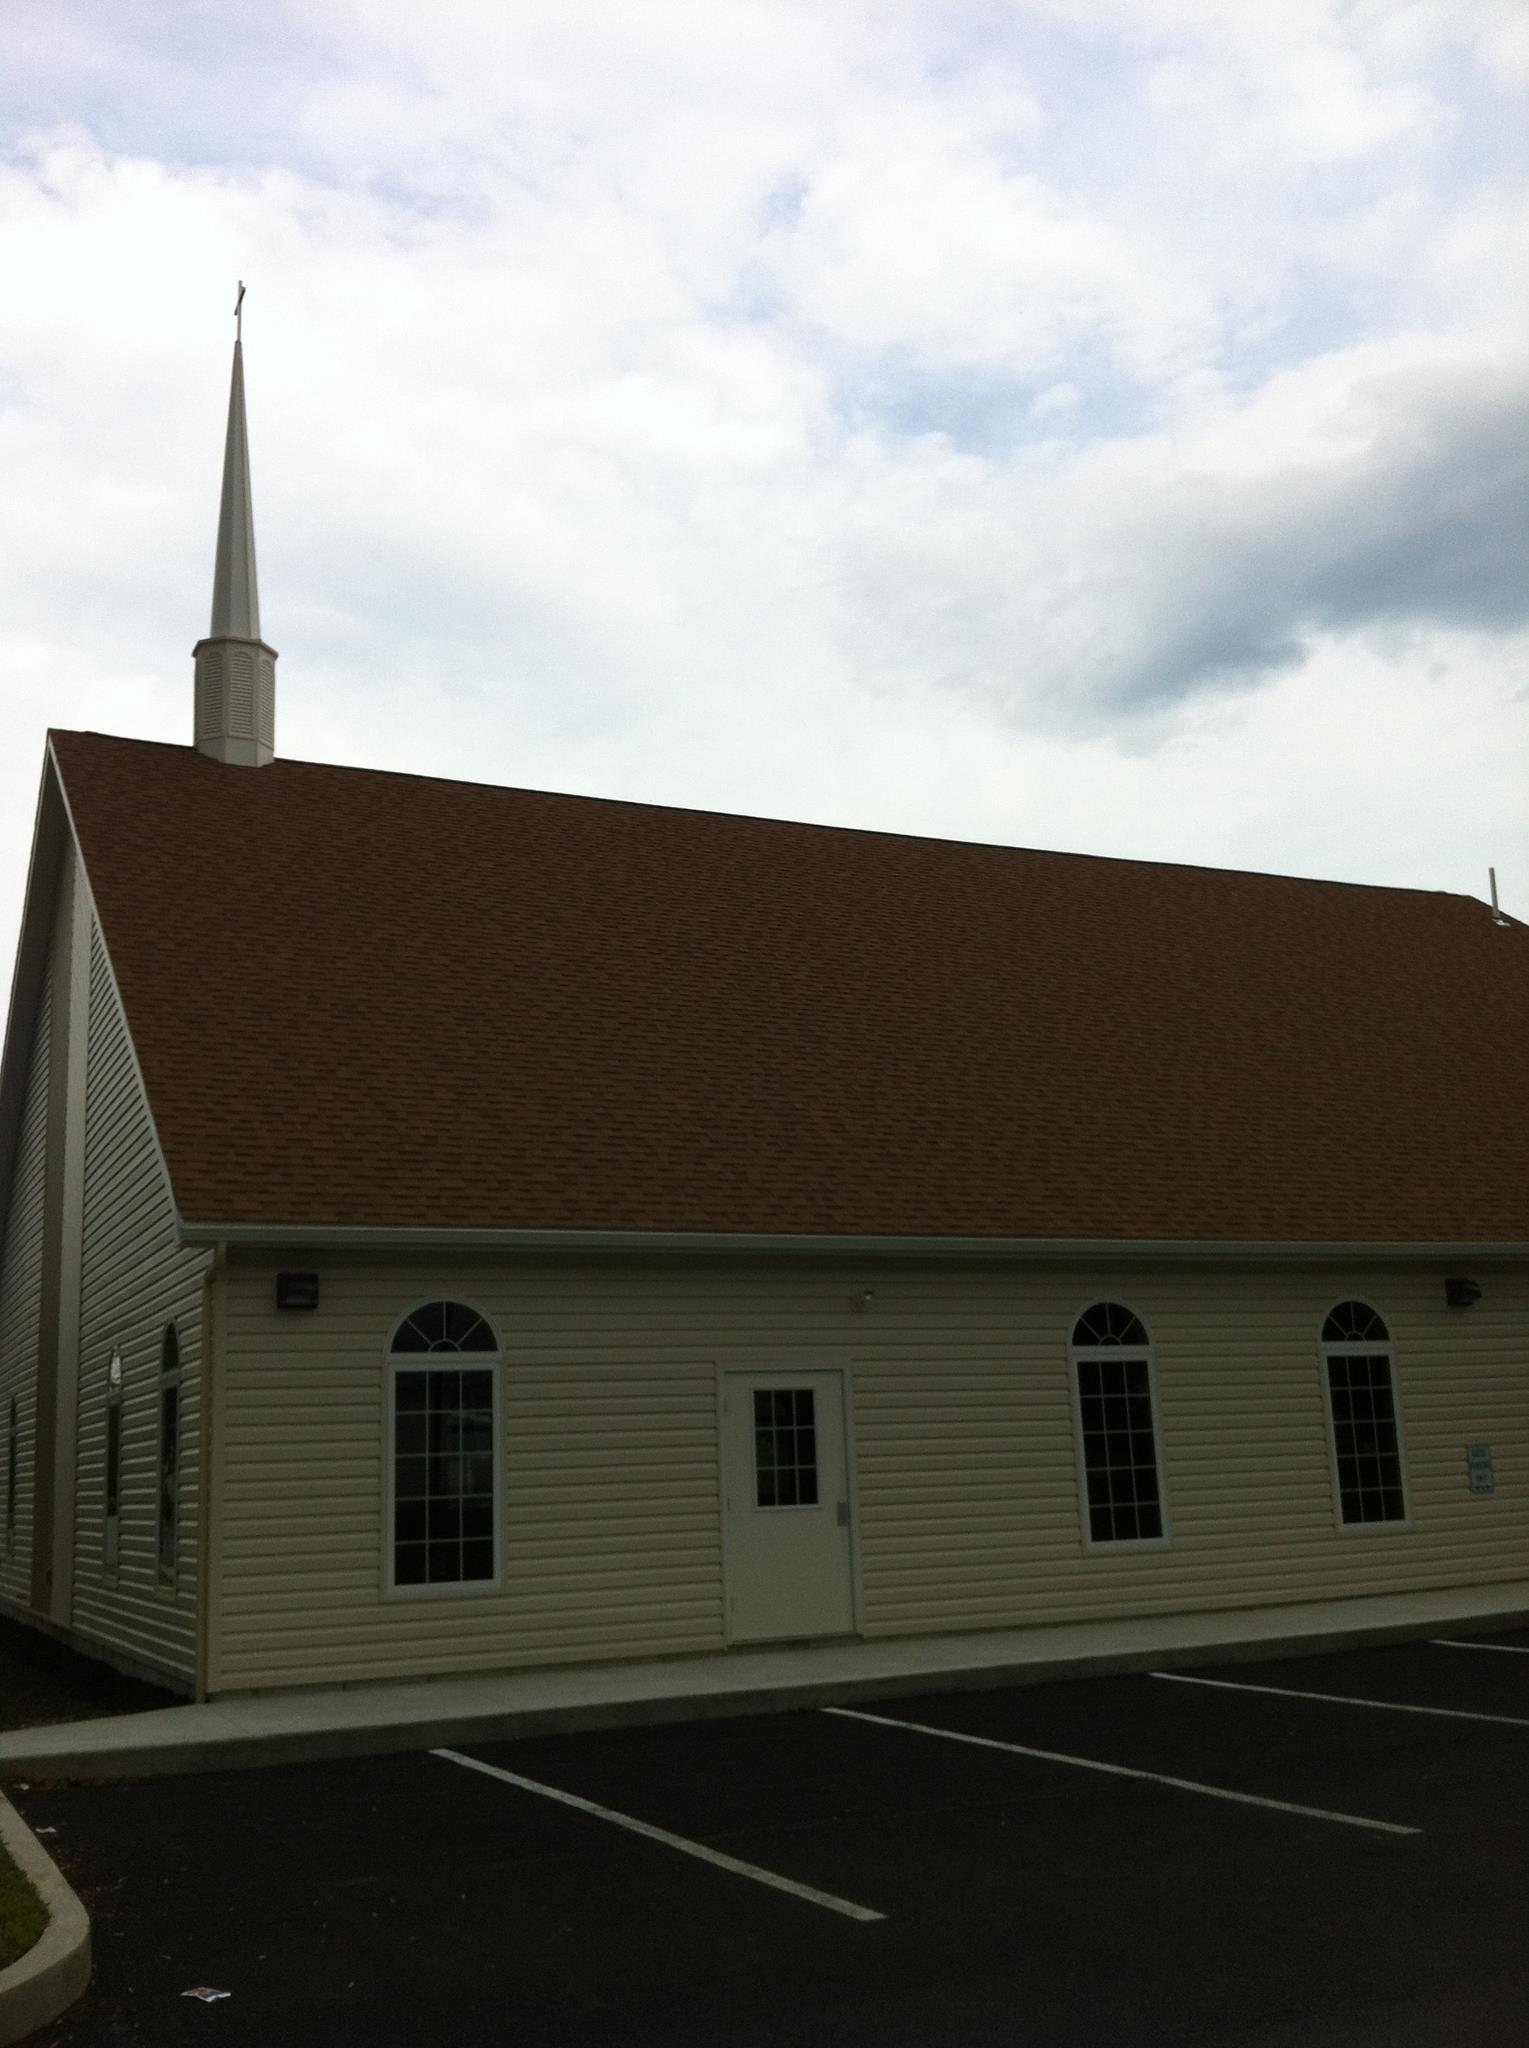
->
xmin=5 ymin=1396 xmax=14 ymax=1548
xmin=753 ymin=1386 xmax=819 ymax=1508
xmin=1071 ymin=1302 xmax=1166 ymax=1544
xmin=157 ymin=1325 xmax=180 ymax=1587
xmin=104 ymin=1350 xmax=123 ymax=1573
xmin=1322 ymin=1301 xmax=1407 ymax=1525
xmin=389 ymin=1302 xmax=499 ymax=1588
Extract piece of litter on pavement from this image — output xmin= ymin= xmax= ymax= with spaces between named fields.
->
xmin=181 ymin=1988 xmax=231 ymax=2003
xmin=34 ymin=1826 xmax=57 ymax=1835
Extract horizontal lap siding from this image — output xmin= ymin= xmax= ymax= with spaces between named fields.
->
xmin=0 ymin=972 xmax=49 ymax=1604
xmin=69 ymin=926 xmax=209 ymax=1683
xmin=854 ymin=1267 xmax=1529 ymax=1632
xmin=212 ymin=1270 xmax=726 ymax=1691
xmin=213 ymin=1258 xmax=1529 ymax=1693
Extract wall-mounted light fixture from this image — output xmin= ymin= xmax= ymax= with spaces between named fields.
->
xmin=852 ymin=1289 xmax=874 ymax=1313
xmin=1444 ymin=1277 xmax=1482 ymax=1309
xmin=276 ymin=1270 xmax=320 ymax=1311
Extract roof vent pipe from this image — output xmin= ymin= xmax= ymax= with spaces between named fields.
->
xmin=1489 ymin=868 xmax=1508 ymax=926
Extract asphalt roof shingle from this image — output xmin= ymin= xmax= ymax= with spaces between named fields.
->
xmin=49 ymin=729 xmax=1529 ymax=1242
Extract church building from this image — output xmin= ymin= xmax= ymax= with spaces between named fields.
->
xmin=1 ymin=323 xmax=1526 ymax=1700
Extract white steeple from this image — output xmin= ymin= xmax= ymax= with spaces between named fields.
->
xmin=193 ymin=284 xmax=277 ymax=766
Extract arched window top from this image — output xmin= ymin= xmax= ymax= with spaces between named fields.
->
xmin=1322 ymin=1300 xmax=1389 ymax=1346
xmin=1071 ymin=1301 xmax=1149 ymax=1348
xmin=391 ymin=1301 xmax=498 ymax=1354
xmin=160 ymin=1324 xmax=179 ymax=1375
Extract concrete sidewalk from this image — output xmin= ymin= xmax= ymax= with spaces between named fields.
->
xmin=3 ymin=1578 xmax=1528 ymax=1782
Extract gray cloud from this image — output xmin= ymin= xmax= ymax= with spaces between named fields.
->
xmin=817 ymin=347 xmax=1529 ymax=733
xmin=1108 ymin=360 xmax=1529 ymax=713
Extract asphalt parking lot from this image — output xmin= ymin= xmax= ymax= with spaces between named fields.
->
xmin=14 ymin=1631 xmax=1529 ymax=2046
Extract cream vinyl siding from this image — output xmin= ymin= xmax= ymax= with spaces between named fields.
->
xmin=0 ymin=969 xmax=50 ymax=1605
xmin=212 ymin=1265 xmax=723 ymax=1691
xmin=69 ymin=923 xmax=209 ymax=1684
xmin=212 ymin=1254 xmax=1529 ymax=1694
xmin=855 ymin=1266 xmax=1529 ymax=1631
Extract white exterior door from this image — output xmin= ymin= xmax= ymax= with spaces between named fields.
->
xmin=722 ymin=1370 xmax=856 ymax=1643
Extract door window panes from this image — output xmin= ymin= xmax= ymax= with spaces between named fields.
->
xmin=753 ymin=1386 xmax=819 ymax=1508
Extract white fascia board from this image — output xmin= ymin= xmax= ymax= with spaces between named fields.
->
xmin=0 ymin=747 xmax=69 ymax=1251
xmin=42 ymin=738 xmax=188 ymax=1245
xmin=180 ymin=1221 xmax=1529 ymax=1264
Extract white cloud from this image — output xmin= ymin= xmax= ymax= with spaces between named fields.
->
xmin=1 ymin=0 xmax=1527 ymax=1010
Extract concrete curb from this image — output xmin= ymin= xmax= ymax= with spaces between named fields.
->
xmin=4 ymin=1605 xmax=1528 ymax=1783
xmin=0 ymin=1795 xmax=90 ymax=2047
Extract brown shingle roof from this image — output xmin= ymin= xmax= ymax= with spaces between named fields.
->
xmin=49 ymin=728 xmax=1529 ymax=1242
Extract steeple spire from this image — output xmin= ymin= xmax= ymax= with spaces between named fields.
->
xmin=193 ymin=282 xmax=277 ymax=766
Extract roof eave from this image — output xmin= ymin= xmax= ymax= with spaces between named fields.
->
xmin=181 ymin=1221 xmax=1529 ymax=1264
xmin=40 ymin=735 xmax=189 ymax=1238
xmin=0 ymin=747 xmax=70 ymax=1250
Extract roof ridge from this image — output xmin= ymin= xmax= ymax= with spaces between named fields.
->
xmin=46 ymin=726 xmax=1485 ymax=904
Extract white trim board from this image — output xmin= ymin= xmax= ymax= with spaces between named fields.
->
xmin=186 ymin=1221 xmax=1529 ymax=1260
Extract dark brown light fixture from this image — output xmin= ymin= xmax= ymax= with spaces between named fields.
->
xmin=275 ymin=1271 xmax=320 ymax=1311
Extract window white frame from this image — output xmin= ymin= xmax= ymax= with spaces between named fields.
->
xmin=749 ymin=1382 xmax=825 ymax=1510
xmin=383 ymin=1301 xmax=503 ymax=1600
xmin=4 ymin=1395 xmax=15 ymax=1554
xmin=103 ymin=1348 xmax=123 ymax=1575
xmin=156 ymin=1324 xmax=180 ymax=1592
xmin=1067 ymin=1300 xmax=1172 ymax=1552
xmin=1318 ymin=1300 xmax=1412 ymax=1534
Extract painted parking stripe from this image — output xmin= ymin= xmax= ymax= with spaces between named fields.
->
xmin=823 ymin=1707 xmax=1417 ymax=1837
xmin=1151 ymin=1670 xmax=1529 ymax=1728
xmin=1430 ymin=1638 xmax=1529 ymax=1657
xmin=430 ymin=1747 xmax=887 ymax=1924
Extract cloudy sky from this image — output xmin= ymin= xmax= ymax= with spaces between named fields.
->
xmin=2 ymin=0 xmax=1527 ymax=1010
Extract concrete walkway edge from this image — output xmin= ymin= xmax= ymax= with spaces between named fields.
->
xmin=0 ymin=1795 xmax=90 ymax=2048
xmin=3 ymin=1579 xmax=1529 ymax=1784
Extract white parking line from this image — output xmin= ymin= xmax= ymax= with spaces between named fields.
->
xmin=1431 ymin=1638 xmax=1529 ymax=1657
xmin=823 ymin=1706 xmax=1418 ymax=1837
xmin=1151 ymin=1670 xmax=1529 ymax=1728
xmin=430 ymin=1747 xmax=887 ymax=1924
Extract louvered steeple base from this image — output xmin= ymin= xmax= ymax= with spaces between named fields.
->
xmin=194 ymin=634 xmax=277 ymax=766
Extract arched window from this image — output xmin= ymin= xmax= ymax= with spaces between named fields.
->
xmin=158 ymin=1324 xmax=181 ymax=1588
xmin=391 ymin=1301 xmax=497 ymax=1354
xmin=1321 ymin=1301 xmax=1407 ymax=1526
xmin=1070 ymin=1302 xmax=1167 ymax=1546
xmin=1322 ymin=1301 xmax=1389 ymax=1347
xmin=388 ymin=1303 xmax=500 ymax=1590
